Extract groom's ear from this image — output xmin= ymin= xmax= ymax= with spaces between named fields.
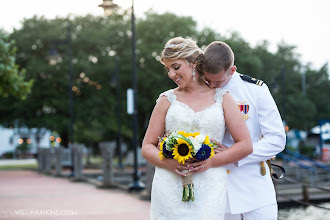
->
xmin=230 ymin=66 xmax=237 ymax=75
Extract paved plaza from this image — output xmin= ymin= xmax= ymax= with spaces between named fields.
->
xmin=0 ymin=170 xmax=150 ymax=220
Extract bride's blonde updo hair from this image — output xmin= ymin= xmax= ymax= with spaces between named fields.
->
xmin=161 ymin=37 xmax=204 ymax=83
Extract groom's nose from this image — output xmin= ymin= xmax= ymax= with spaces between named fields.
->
xmin=208 ymin=81 xmax=218 ymax=89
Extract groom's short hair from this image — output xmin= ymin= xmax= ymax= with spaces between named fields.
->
xmin=202 ymin=41 xmax=235 ymax=74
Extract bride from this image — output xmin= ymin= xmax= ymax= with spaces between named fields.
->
xmin=142 ymin=37 xmax=252 ymax=220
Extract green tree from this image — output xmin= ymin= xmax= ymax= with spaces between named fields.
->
xmin=0 ymin=11 xmax=328 ymax=151
xmin=305 ymin=64 xmax=330 ymax=123
xmin=0 ymin=30 xmax=33 ymax=99
xmin=4 ymin=14 xmax=134 ymax=147
xmin=0 ymin=12 xmax=207 ymax=148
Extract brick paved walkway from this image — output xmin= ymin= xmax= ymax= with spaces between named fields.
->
xmin=0 ymin=170 xmax=150 ymax=220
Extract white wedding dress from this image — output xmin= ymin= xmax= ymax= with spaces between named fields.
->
xmin=151 ymin=88 xmax=228 ymax=220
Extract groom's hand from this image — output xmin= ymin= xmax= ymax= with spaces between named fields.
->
xmin=211 ymin=139 xmax=228 ymax=154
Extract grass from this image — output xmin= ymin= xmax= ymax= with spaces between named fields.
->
xmin=0 ymin=155 xmax=112 ymax=170
xmin=84 ymin=155 xmax=103 ymax=165
xmin=0 ymin=163 xmax=37 ymax=170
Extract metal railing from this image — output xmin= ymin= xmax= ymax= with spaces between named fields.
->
xmin=61 ymin=148 xmax=72 ymax=166
xmin=284 ymin=149 xmax=330 ymax=171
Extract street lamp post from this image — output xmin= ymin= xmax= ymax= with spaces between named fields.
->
xmin=67 ymin=25 xmax=74 ymax=151
xmin=99 ymin=0 xmax=123 ymax=170
xmin=48 ymin=24 xmax=74 ymax=176
xmin=128 ymin=0 xmax=145 ymax=191
xmin=110 ymin=56 xmax=123 ymax=169
xmin=99 ymin=0 xmax=144 ymax=191
xmin=98 ymin=0 xmax=118 ymax=16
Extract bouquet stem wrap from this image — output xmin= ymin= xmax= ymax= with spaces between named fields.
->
xmin=182 ymin=171 xmax=194 ymax=202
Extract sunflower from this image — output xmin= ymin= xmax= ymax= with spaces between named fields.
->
xmin=203 ymin=135 xmax=210 ymax=145
xmin=195 ymin=144 xmax=214 ymax=161
xmin=178 ymin=131 xmax=200 ymax=138
xmin=172 ymin=138 xmax=193 ymax=164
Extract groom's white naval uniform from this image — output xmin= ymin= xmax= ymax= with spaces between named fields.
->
xmin=223 ymin=72 xmax=286 ymax=219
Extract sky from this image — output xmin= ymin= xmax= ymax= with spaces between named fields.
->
xmin=0 ymin=0 xmax=329 ymax=70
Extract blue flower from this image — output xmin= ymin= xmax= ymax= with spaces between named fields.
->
xmin=195 ymin=144 xmax=213 ymax=161
xmin=163 ymin=142 xmax=174 ymax=158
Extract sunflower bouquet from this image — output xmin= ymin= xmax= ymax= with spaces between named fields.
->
xmin=159 ymin=131 xmax=218 ymax=202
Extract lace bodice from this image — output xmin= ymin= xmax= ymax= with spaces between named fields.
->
xmin=151 ymin=88 xmax=228 ymax=220
xmin=159 ymin=88 xmax=227 ymax=142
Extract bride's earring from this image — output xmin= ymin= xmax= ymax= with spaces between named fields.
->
xmin=192 ymin=66 xmax=196 ymax=81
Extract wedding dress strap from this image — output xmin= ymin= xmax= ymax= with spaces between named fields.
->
xmin=157 ymin=88 xmax=228 ymax=104
xmin=214 ymin=88 xmax=228 ymax=103
xmin=156 ymin=89 xmax=176 ymax=103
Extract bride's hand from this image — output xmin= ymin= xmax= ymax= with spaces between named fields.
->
xmin=162 ymin=158 xmax=189 ymax=177
xmin=187 ymin=160 xmax=210 ymax=173
xmin=185 ymin=158 xmax=198 ymax=163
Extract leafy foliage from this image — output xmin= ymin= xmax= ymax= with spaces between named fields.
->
xmin=0 ymin=30 xmax=33 ymax=99
xmin=0 ymin=12 xmax=329 ymax=149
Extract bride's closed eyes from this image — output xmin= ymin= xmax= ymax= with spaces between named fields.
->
xmin=165 ymin=64 xmax=181 ymax=72
xmin=173 ymin=64 xmax=180 ymax=70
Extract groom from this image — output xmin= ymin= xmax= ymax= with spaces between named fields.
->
xmin=195 ymin=41 xmax=286 ymax=220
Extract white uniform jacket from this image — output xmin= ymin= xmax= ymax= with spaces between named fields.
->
xmin=223 ymin=72 xmax=286 ymax=214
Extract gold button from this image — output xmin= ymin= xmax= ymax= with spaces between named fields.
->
xmin=227 ymin=170 xmax=230 ymax=174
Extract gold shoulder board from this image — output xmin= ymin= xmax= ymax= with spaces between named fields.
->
xmin=239 ymin=74 xmax=264 ymax=86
